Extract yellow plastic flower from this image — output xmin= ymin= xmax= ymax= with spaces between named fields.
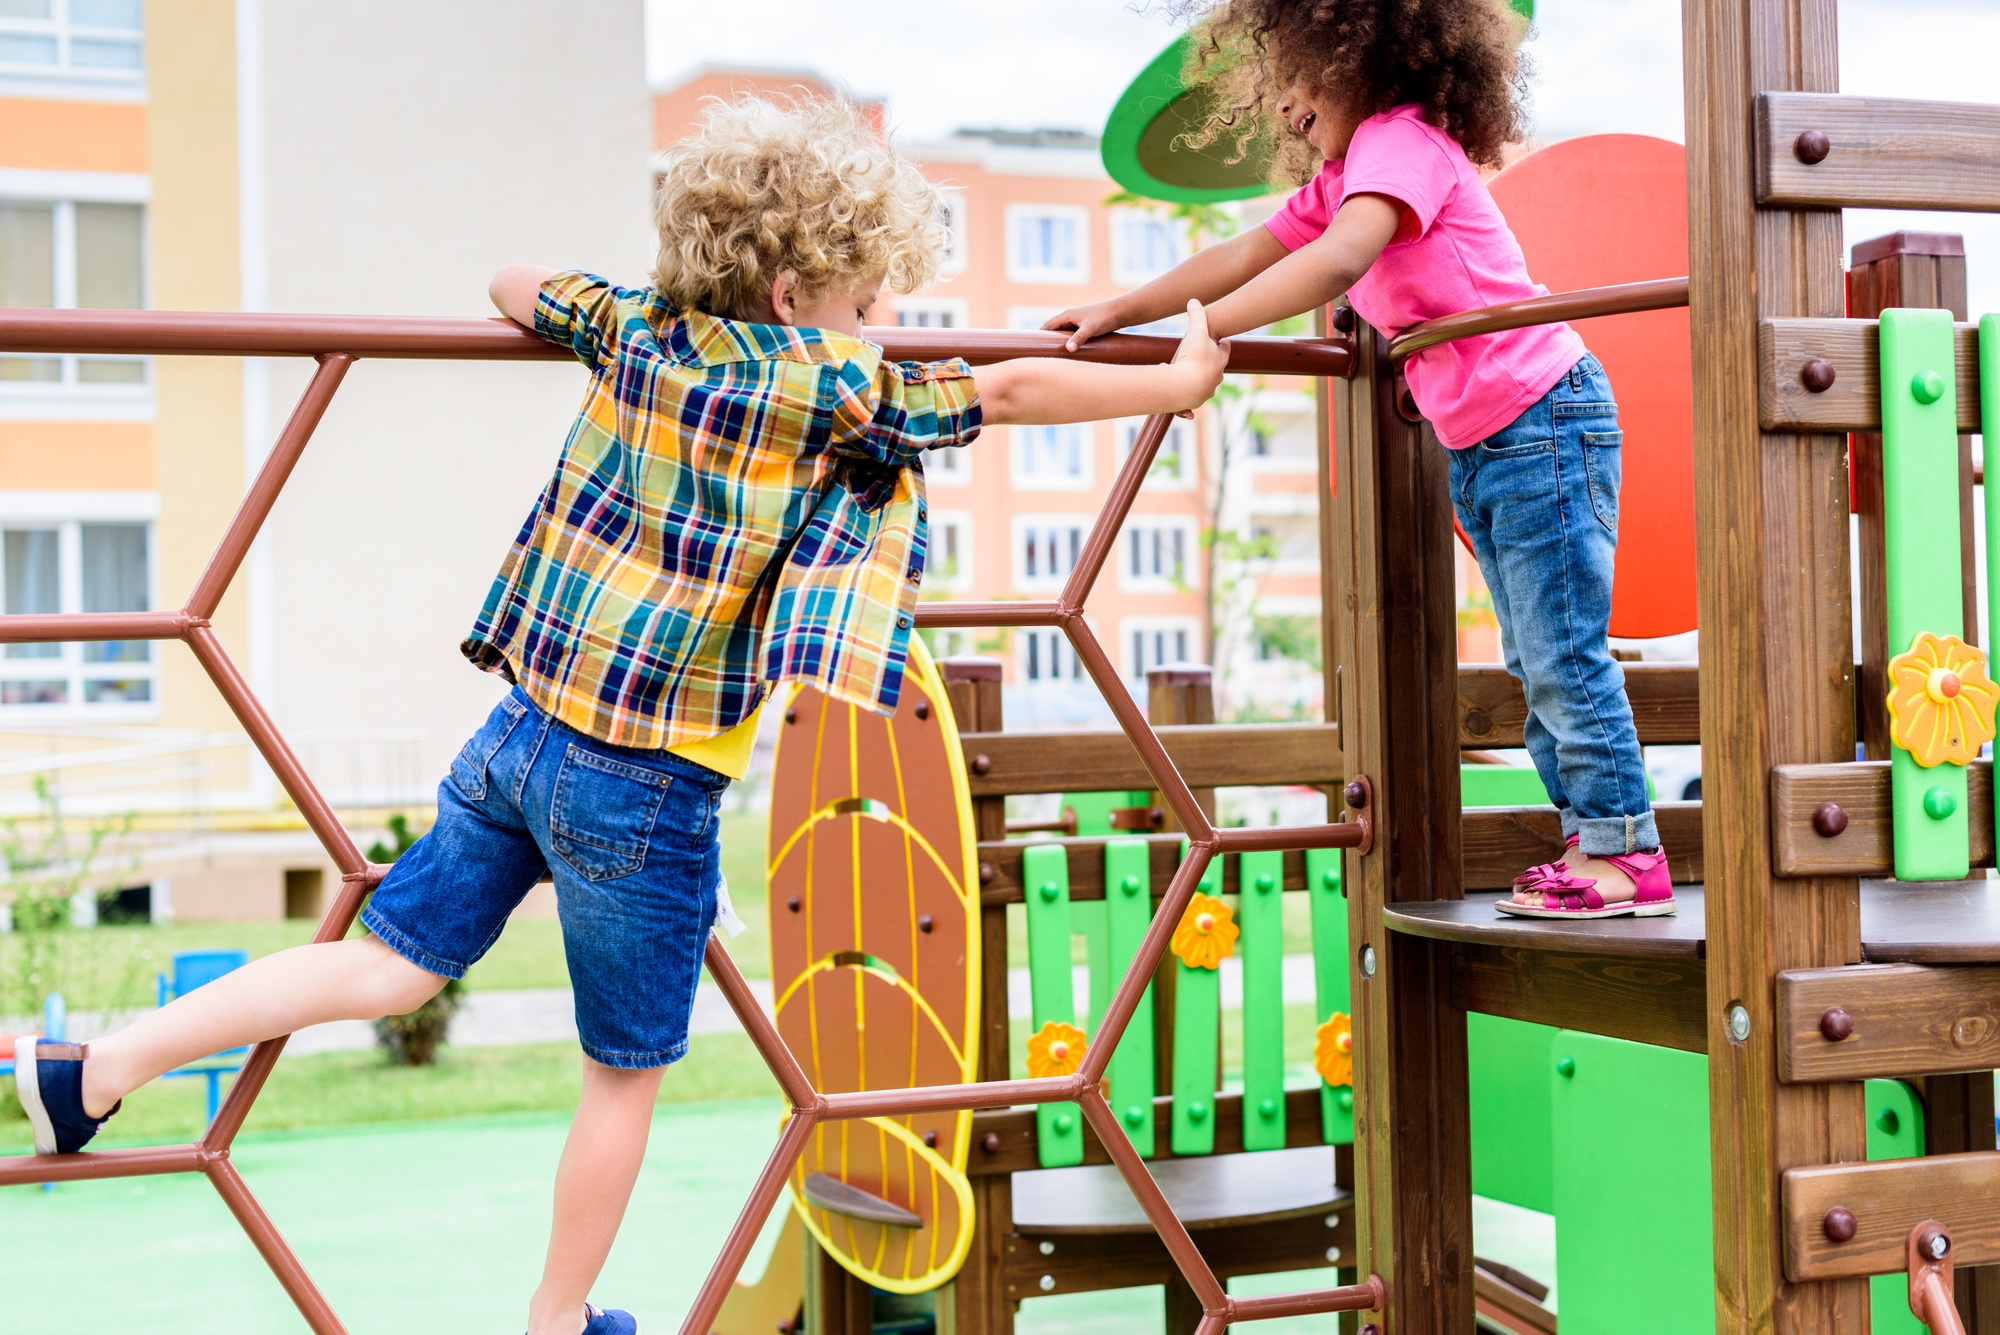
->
xmin=1314 ymin=1012 xmax=1355 ymax=1087
xmin=1025 ymin=1020 xmax=1087 ymax=1078
xmin=1170 ymin=892 xmax=1238 ymax=970
xmin=1887 ymin=631 xmax=1999 ymax=768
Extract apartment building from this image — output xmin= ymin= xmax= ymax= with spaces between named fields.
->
xmin=0 ymin=1 xmax=650 ymax=918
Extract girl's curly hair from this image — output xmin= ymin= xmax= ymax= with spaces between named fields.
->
xmin=1182 ymin=0 xmax=1531 ymax=181
xmin=651 ymin=96 xmax=946 ymax=321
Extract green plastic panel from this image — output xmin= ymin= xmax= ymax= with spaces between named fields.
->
xmin=1021 ymin=842 xmax=1084 ymax=1167
xmin=1983 ymin=315 xmax=2000 ymax=860
xmin=1548 ymin=1030 xmax=1925 ymax=1334
xmin=1460 ymin=763 xmax=1552 ymax=807
xmin=1170 ymin=843 xmax=1224 ymax=1155
xmin=1881 ymin=308 xmax=1970 ymax=879
xmin=1237 ymin=849 xmax=1286 ymax=1150
xmin=1468 ymin=1013 xmax=1557 ymax=1214
xmin=1102 ymin=838 xmax=1157 ymax=1156
xmin=1076 ymin=899 xmax=1110 ymax=1038
xmin=1306 ymin=847 xmax=1353 ymax=1144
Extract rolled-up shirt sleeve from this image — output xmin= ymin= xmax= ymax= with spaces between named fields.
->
xmin=533 ymin=271 xmax=622 ymax=371
xmin=831 ymin=355 xmax=983 ymax=468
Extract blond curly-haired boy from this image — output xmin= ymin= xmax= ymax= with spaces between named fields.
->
xmin=17 ymin=96 xmax=1227 ymax=1335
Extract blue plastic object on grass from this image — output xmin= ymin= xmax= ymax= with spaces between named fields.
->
xmin=157 ymin=949 xmax=251 ymax=1125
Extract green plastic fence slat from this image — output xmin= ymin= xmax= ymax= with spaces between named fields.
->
xmin=1237 ymin=849 xmax=1286 ymax=1150
xmin=1983 ymin=315 xmax=2000 ymax=861
xmin=1076 ymin=899 xmax=1111 ymax=1038
xmin=1102 ymin=837 xmax=1156 ymax=1156
xmin=1021 ymin=842 xmax=1084 ymax=1167
xmin=1881 ymin=308 xmax=1970 ymax=879
xmin=1170 ymin=842 xmax=1223 ymax=1155
xmin=1305 ymin=848 xmax=1353 ymax=1144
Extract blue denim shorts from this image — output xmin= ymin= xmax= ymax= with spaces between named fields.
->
xmin=361 ymin=687 xmax=728 ymax=1068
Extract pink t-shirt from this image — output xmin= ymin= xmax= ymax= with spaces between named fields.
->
xmin=1265 ymin=104 xmax=1586 ymax=448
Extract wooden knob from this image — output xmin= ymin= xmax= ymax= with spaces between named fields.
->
xmin=1794 ymin=129 xmax=1831 ymax=165
xmin=1800 ymin=358 xmax=1837 ymax=393
xmin=1344 ymin=780 xmax=1368 ymax=809
xmin=1823 ymin=1206 xmax=1857 ymax=1243
xmin=1331 ymin=305 xmax=1357 ymax=333
xmin=914 ymin=699 xmax=930 ymax=721
xmin=972 ymin=754 xmax=992 ymax=775
xmin=1812 ymin=802 xmax=1848 ymax=838
xmin=981 ymin=1132 xmax=1002 ymax=1153
xmin=1820 ymin=1006 xmax=1854 ymax=1042
xmin=786 ymin=896 xmax=801 ymax=914
xmin=917 ymin=914 xmax=934 ymax=933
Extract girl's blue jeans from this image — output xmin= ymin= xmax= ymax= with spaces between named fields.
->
xmin=1447 ymin=353 xmax=1659 ymax=856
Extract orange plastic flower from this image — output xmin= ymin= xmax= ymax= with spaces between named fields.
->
xmin=1888 ymin=631 xmax=1999 ymax=768
xmin=1314 ymin=1012 xmax=1355 ymax=1087
xmin=1169 ymin=892 xmax=1238 ymax=970
xmin=1025 ymin=1020 xmax=1087 ymax=1078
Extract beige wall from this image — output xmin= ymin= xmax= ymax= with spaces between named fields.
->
xmin=253 ymin=1 xmax=652 ymax=785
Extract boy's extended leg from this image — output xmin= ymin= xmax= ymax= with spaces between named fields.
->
xmin=526 ymin=1056 xmax=666 ymax=1335
xmin=81 ymin=936 xmax=446 ymax=1118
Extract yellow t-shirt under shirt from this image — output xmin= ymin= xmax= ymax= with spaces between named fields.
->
xmin=663 ymin=705 xmax=762 ymax=781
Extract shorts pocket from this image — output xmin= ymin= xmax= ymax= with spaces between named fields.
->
xmin=448 ymin=694 xmax=528 ymax=802
xmin=1583 ymin=429 xmax=1623 ymax=535
xmin=550 ymin=744 xmax=673 ymax=882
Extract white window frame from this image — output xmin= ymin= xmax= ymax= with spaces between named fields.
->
xmin=1011 ymin=423 xmax=1093 ymax=492
xmin=1017 ymin=627 xmax=1085 ymax=685
xmin=1121 ymin=616 xmax=1202 ymax=681
xmin=0 ymin=0 xmax=146 ymax=84
xmin=926 ymin=442 xmax=973 ymax=487
xmin=1244 ymin=393 xmax=1321 ymax=475
xmin=0 ymin=490 xmax=160 ymax=722
xmin=934 ymin=188 xmax=968 ymax=277
xmin=1120 ymin=516 xmax=1198 ymax=593
xmin=1013 ymin=515 xmax=1088 ymax=593
xmin=1248 ymin=505 xmax=1323 ymax=576
xmin=1005 ymin=204 xmax=1089 ymax=285
xmin=923 ymin=508 xmax=974 ymax=593
xmin=894 ymin=296 xmax=969 ymax=330
xmin=1115 ymin=416 xmax=1195 ymax=490
xmin=1110 ymin=207 xmax=1190 ymax=287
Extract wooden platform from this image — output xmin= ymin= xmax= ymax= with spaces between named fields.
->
xmin=1010 ymin=1145 xmax=1349 ymax=1235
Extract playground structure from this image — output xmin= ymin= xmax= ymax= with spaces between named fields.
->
xmin=7 ymin=2 xmax=2000 ymax=1331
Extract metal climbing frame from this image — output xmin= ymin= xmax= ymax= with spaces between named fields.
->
xmin=0 ymin=306 xmax=1382 ymax=1335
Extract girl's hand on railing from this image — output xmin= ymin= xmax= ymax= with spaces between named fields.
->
xmin=1168 ymin=300 xmax=1230 ymax=417
xmin=1043 ymin=298 xmax=1131 ymax=353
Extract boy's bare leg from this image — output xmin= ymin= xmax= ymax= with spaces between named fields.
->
xmin=526 ymin=1056 xmax=666 ymax=1335
xmin=81 ymin=936 xmax=447 ymax=1118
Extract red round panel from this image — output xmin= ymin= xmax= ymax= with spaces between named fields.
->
xmin=1488 ymin=134 xmax=1697 ymax=638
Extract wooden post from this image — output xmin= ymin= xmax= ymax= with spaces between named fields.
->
xmin=940 ymin=657 xmax=1015 ymax=1335
xmin=1145 ymin=664 xmax=1215 ymax=1096
xmin=1684 ymin=0 xmax=1868 ymax=1330
xmin=1329 ymin=327 xmax=1471 ymax=1334
xmin=804 ymin=1235 xmax=873 ymax=1335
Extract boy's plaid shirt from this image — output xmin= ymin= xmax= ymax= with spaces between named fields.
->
xmin=462 ymin=272 xmax=981 ymax=751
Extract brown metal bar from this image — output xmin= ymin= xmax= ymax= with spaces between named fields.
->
xmin=1387 ymin=276 xmax=1689 ymax=362
xmin=1080 ymin=849 xmax=1214 ymax=1084
xmin=206 ymin=1155 xmax=348 ymax=1335
xmin=703 ymin=933 xmax=818 ymax=1110
xmin=1226 ymin=1277 xmax=1386 ymax=1321
xmin=914 ymin=600 xmax=1063 ymax=629
xmin=1061 ymin=412 xmax=1170 ymax=613
xmin=1063 ymin=619 xmax=1213 ymax=839
xmin=1214 ymin=821 xmax=1365 ymax=853
xmin=0 ymin=1141 xmax=204 ymax=1186
xmin=820 ymin=1075 xmax=1077 ymax=1120
xmin=1075 ymin=1084 xmax=1228 ymax=1312
xmin=0 ymin=610 xmax=190 ymax=643
xmin=187 ymin=354 xmax=352 ymax=620
xmin=0 ymin=307 xmax=1350 ymax=377
xmin=204 ymin=1036 xmax=290 ymax=1150
xmin=676 ymin=1110 xmax=820 ymax=1335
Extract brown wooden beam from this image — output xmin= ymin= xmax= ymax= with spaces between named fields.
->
xmin=1769 ymin=761 xmax=1995 ymax=877
xmin=1462 ymin=802 xmax=1704 ymax=890
xmin=1000 ymin=1212 xmax=1357 ymax=1304
xmin=1758 ymin=92 xmax=2000 ymax=213
xmin=1450 ymin=941 xmax=1709 ymax=1054
xmin=1458 ymin=662 xmax=1702 ymax=748
xmin=1783 ymin=1152 xmax=2000 ymax=1281
xmin=1777 ymin=963 xmax=2000 ymax=1082
xmin=1759 ymin=318 xmax=1982 ymax=433
xmin=976 ymin=836 xmax=1316 ymax=905
xmin=959 ymin=723 xmax=1341 ymax=797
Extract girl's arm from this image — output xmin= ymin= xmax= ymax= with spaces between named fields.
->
xmin=1203 ymin=194 xmax=1402 ymax=339
xmin=1042 ymin=228 xmax=1290 ymax=351
xmin=490 ymin=264 xmax=557 ymax=327
xmin=980 ymin=300 xmax=1229 ymax=425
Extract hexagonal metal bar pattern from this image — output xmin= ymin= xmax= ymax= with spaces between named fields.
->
xmin=0 ymin=308 xmax=1376 ymax=1335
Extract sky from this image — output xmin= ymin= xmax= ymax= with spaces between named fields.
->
xmin=645 ymin=0 xmax=2000 ymax=311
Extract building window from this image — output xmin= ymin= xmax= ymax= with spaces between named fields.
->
xmin=1124 ymin=617 xmax=1201 ymax=679
xmin=0 ymin=197 xmax=148 ymax=393
xmin=927 ymin=444 xmax=971 ymax=486
xmin=935 ymin=189 xmax=967 ymax=276
xmin=1012 ymin=424 xmax=1091 ymax=490
xmin=1 ymin=518 xmax=157 ymax=714
xmin=0 ymin=0 xmax=145 ymax=78
xmin=1123 ymin=518 xmax=1194 ymax=591
xmin=1006 ymin=305 xmax=1065 ymax=332
xmin=924 ymin=510 xmax=972 ymax=591
xmin=1017 ymin=519 xmax=1085 ymax=590
xmin=1005 ymin=205 xmax=1089 ymax=284
xmin=1251 ymin=512 xmax=1321 ymax=570
xmin=1019 ymin=628 xmax=1082 ymax=684
xmin=1111 ymin=209 xmax=1189 ymax=286
xmin=1115 ymin=417 xmax=1195 ymax=489
xmin=895 ymin=297 xmax=968 ymax=329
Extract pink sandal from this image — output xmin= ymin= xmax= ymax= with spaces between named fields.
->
xmin=1496 ymin=846 xmax=1677 ymax=919
xmin=1513 ymin=834 xmax=1579 ymax=887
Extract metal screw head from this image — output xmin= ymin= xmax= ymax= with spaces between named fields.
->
xmin=1727 ymin=1003 xmax=1752 ymax=1044
xmin=1039 ymin=1239 xmax=1055 ymax=1256
xmin=1800 ymin=358 xmax=1837 ymax=393
xmin=1812 ymin=802 xmax=1848 ymax=837
xmin=1325 ymin=1213 xmax=1341 ymax=1229
xmin=1823 ymin=1207 xmax=1857 ymax=1243
xmin=1039 ymin=1275 xmax=1056 ymax=1292
xmin=1325 ymin=1246 xmax=1343 ymax=1263
xmin=1795 ymin=128 xmax=1831 ymax=164
xmin=1344 ymin=779 xmax=1368 ymax=808
xmin=1926 ymin=1229 xmax=1951 ymax=1260
xmin=1819 ymin=1006 xmax=1854 ymax=1042
xmin=981 ymin=1132 xmax=1002 ymax=1153
xmin=1360 ymin=944 xmax=1377 ymax=977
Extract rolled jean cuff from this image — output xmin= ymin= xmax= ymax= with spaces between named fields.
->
xmin=1558 ymin=806 xmax=1581 ymax=840
xmin=1578 ymin=812 xmax=1660 ymax=857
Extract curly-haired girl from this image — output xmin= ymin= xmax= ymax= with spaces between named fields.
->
xmin=1049 ymin=0 xmax=1670 ymax=920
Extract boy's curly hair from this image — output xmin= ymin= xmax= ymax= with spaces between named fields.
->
xmin=1181 ymin=0 xmax=1531 ymax=180
xmin=651 ymin=96 xmax=946 ymax=322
